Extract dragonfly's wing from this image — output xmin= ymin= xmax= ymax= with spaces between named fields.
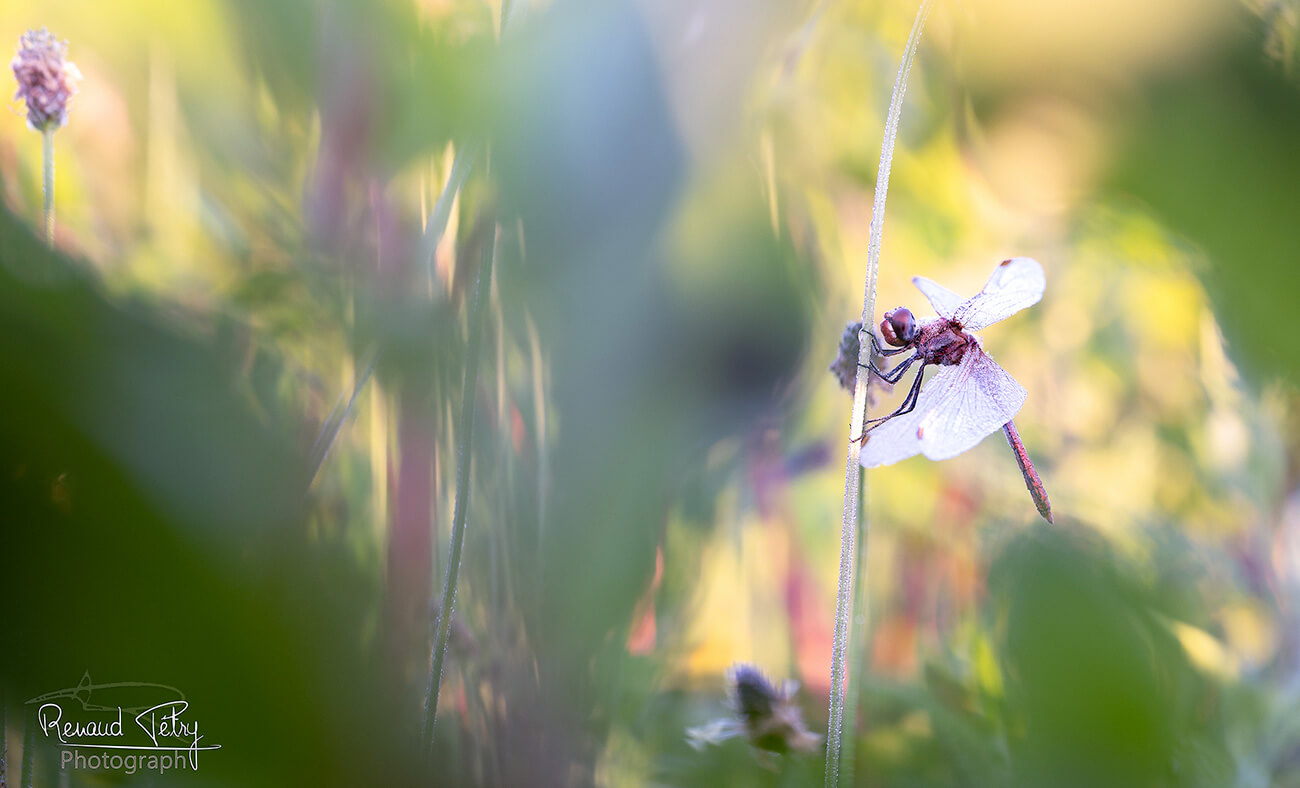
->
xmin=912 ymin=276 xmax=964 ymax=319
xmin=951 ymin=257 xmax=1045 ymax=332
xmin=917 ymin=349 xmax=1026 ymax=461
xmin=859 ymin=364 xmax=962 ymax=468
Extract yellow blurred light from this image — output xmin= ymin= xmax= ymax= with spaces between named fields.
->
xmin=681 ymin=511 xmax=795 ymax=680
xmin=1043 ymin=294 xmax=1093 ymax=355
xmin=1220 ymin=602 xmax=1277 ymax=671
xmin=956 ymin=0 xmax=1225 ymax=87
xmin=1122 ymin=274 xmax=1202 ymax=351
xmin=973 ymin=632 xmax=1003 ymax=696
xmin=1055 ymin=423 xmax=1159 ymax=528
xmin=1135 ymin=346 xmax=1199 ymax=419
xmin=972 ymin=97 xmax=1103 ymax=218
xmin=1059 ymin=361 xmax=1122 ymax=440
xmin=1170 ymin=619 xmax=1238 ymax=679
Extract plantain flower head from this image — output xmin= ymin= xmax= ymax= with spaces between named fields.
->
xmin=830 ymin=320 xmax=896 ymax=408
xmin=829 ymin=321 xmax=864 ymax=393
xmin=11 ymin=28 xmax=81 ymax=131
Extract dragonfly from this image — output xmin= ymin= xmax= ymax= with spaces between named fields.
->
xmin=856 ymin=257 xmax=1053 ymax=523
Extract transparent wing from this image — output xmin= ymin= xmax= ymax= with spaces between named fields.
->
xmin=911 ymin=276 xmax=964 ymax=319
xmin=859 ymin=364 xmax=963 ymax=468
xmin=916 ymin=349 xmax=1026 ymax=461
xmin=951 ymin=257 xmax=1045 ymax=332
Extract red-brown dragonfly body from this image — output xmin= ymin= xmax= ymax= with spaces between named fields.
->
xmin=856 ymin=257 xmax=1054 ymax=523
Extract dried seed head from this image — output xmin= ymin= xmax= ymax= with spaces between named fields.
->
xmin=11 ymin=28 xmax=81 ymax=131
xmin=727 ymin=664 xmax=779 ymax=725
xmin=830 ymin=320 xmax=896 ymax=407
xmin=725 ymin=664 xmax=820 ymax=755
xmin=687 ymin=664 xmax=821 ymax=756
xmin=829 ymin=321 xmax=863 ymax=393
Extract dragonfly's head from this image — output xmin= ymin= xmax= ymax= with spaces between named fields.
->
xmin=880 ymin=307 xmax=918 ymax=347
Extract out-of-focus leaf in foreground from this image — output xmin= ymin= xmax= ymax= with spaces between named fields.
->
xmin=1107 ymin=23 xmax=1300 ymax=388
xmin=0 ymin=208 xmax=424 ymax=786
xmin=990 ymin=526 xmax=1223 ymax=788
xmin=479 ymin=0 xmax=814 ymax=776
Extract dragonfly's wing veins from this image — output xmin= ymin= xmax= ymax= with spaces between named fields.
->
xmin=859 ymin=364 xmax=962 ymax=468
xmin=917 ymin=349 xmax=1026 ymax=461
xmin=952 ymin=257 xmax=1045 ymax=332
xmin=911 ymin=276 xmax=964 ymax=319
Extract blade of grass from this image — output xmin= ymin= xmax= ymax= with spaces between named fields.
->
xmin=305 ymin=140 xmax=476 ymax=494
xmin=423 ymin=5 xmax=520 ymax=751
xmin=304 ymin=351 xmax=377 ymax=490
xmin=310 ymin=0 xmax=518 ymax=493
xmin=825 ymin=2 xmax=933 ymax=785
xmin=423 ymin=214 xmax=496 ymax=757
xmin=840 ymin=463 xmax=868 ymax=786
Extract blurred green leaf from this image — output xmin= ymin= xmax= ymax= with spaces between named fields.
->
xmin=1108 ymin=25 xmax=1300 ymax=387
xmin=0 ymin=206 xmax=426 ymax=786
xmin=989 ymin=526 xmax=1213 ymax=788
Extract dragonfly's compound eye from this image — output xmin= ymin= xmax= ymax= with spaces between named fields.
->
xmin=881 ymin=308 xmax=917 ymax=347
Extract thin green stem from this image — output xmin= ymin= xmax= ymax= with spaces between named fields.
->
xmin=42 ymin=127 xmax=54 ymax=246
xmin=307 ymin=136 xmax=478 ymax=493
xmin=424 ymin=218 xmax=496 ymax=759
xmin=840 ymin=464 xmax=869 ymax=786
xmin=422 ymin=0 xmax=517 ymax=761
xmin=825 ymin=2 xmax=932 ymax=785
xmin=304 ymin=352 xmax=377 ymax=492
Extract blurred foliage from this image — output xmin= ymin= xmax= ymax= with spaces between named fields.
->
xmin=2 ymin=0 xmax=1300 ymax=786
xmin=0 ymin=205 xmax=410 ymax=786
xmin=1108 ymin=24 xmax=1300 ymax=388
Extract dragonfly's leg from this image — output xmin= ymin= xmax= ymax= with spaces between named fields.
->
xmin=868 ymin=330 xmax=913 ymax=357
xmin=851 ymin=362 xmax=927 ymax=442
xmin=859 ymin=352 xmax=918 ymax=384
xmin=864 ymin=362 xmax=926 ymax=425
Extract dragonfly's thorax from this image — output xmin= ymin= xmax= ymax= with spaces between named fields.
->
xmin=914 ymin=318 xmax=976 ymax=366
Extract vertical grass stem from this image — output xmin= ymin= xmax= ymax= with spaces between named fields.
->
xmin=423 ymin=219 xmax=496 ymax=759
xmin=825 ymin=2 xmax=933 ymax=784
